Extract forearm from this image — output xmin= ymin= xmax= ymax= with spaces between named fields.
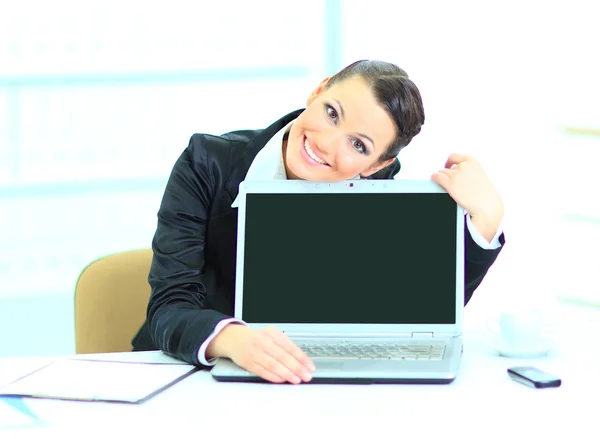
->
xmin=145 ymin=135 xmax=229 ymax=365
xmin=463 ymin=218 xmax=505 ymax=304
xmin=470 ymin=212 xmax=503 ymax=243
xmin=469 ymin=198 xmax=504 ymax=243
xmin=147 ymin=295 xmax=230 ymax=365
xmin=205 ymin=323 xmax=249 ymax=359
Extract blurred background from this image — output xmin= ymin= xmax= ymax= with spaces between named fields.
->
xmin=1 ymin=0 xmax=598 ymax=357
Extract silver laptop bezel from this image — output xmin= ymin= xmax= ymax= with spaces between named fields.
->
xmin=234 ymin=180 xmax=465 ymax=337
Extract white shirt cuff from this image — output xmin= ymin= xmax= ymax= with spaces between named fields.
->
xmin=466 ymin=214 xmax=503 ymax=250
xmin=197 ymin=318 xmax=247 ymax=366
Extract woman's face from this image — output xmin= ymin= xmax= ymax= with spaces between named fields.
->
xmin=284 ymin=75 xmax=396 ymax=181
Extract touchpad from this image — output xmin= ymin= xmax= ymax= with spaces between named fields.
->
xmin=314 ymin=361 xmax=346 ymax=371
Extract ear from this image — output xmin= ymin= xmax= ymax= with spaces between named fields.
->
xmin=306 ymin=77 xmax=330 ymax=106
xmin=359 ymin=158 xmax=395 ymax=178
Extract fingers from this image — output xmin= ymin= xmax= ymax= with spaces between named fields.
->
xmin=250 ymin=362 xmax=287 ymax=384
xmin=268 ymin=329 xmax=316 ymax=372
xmin=240 ymin=328 xmax=314 ymax=384
xmin=253 ymin=353 xmax=303 ymax=384
xmin=437 ymin=168 xmax=456 ymax=178
xmin=431 ymin=169 xmax=454 ymax=192
xmin=444 ymin=153 xmax=472 ymax=169
xmin=263 ymin=329 xmax=314 ymax=383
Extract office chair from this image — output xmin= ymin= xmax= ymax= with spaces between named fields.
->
xmin=75 ymin=248 xmax=153 ymax=354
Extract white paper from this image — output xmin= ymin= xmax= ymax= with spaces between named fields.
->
xmin=74 ymin=350 xmax=189 ymax=365
xmin=0 ymin=359 xmax=196 ymax=403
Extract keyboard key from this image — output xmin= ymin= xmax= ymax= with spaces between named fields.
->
xmin=298 ymin=342 xmax=448 ymax=360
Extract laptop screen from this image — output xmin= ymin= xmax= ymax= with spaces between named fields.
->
xmin=241 ymin=192 xmax=458 ymax=324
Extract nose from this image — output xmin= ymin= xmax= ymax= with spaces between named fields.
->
xmin=314 ymin=130 xmax=342 ymax=158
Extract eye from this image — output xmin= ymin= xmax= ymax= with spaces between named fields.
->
xmin=325 ymin=104 xmax=339 ymax=124
xmin=351 ymin=138 xmax=366 ymax=154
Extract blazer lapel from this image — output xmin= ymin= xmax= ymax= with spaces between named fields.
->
xmin=225 ymin=109 xmax=304 ymax=200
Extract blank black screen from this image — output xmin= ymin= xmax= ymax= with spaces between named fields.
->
xmin=242 ymin=193 xmax=457 ymax=324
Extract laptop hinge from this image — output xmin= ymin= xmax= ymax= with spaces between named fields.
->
xmin=288 ymin=332 xmax=411 ymax=339
xmin=411 ymin=332 xmax=434 ymax=339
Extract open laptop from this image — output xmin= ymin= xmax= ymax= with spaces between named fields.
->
xmin=211 ymin=179 xmax=464 ymax=384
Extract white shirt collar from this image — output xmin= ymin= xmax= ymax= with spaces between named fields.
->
xmin=231 ymin=121 xmax=293 ymax=208
xmin=232 ymin=120 xmax=360 ymax=208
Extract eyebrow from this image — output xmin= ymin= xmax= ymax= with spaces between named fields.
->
xmin=333 ymin=98 xmax=375 ymax=148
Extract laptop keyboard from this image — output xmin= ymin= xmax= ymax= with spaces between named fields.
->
xmin=298 ymin=342 xmax=446 ymax=361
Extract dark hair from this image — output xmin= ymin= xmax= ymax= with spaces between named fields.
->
xmin=325 ymin=60 xmax=425 ymax=162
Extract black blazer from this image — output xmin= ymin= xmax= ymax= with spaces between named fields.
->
xmin=132 ymin=110 xmax=505 ymax=365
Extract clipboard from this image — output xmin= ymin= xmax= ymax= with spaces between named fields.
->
xmin=0 ymin=358 xmax=197 ymax=404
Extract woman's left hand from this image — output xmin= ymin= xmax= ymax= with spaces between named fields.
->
xmin=431 ymin=153 xmax=504 ymax=243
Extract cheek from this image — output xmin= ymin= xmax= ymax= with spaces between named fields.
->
xmin=290 ymin=113 xmax=316 ymax=144
xmin=300 ymin=106 xmax=331 ymax=132
xmin=334 ymin=151 xmax=372 ymax=175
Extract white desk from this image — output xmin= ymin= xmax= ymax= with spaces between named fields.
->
xmin=1 ymin=303 xmax=599 ymax=437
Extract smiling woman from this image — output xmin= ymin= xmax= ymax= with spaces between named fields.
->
xmin=284 ymin=76 xmax=397 ymax=180
xmin=284 ymin=61 xmax=424 ymax=181
xmin=132 ymin=60 xmax=506 ymax=385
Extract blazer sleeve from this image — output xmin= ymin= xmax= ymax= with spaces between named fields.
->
xmin=146 ymin=135 xmax=231 ymax=366
xmin=464 ymin=217 xmax=505 ymax=305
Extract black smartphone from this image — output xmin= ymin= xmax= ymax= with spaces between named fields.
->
xmin=507 ymin=366 xmax=561 ymax=389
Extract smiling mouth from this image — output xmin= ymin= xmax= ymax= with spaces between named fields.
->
xmin=303 ymin=136 xmax=330 ymax=166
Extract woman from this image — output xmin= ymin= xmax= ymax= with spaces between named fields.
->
xmin=132 ymin=60 xmax=505 ymax=385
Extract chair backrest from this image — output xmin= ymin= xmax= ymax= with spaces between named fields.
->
xmin=75 ymin=249 xmax=153 ymax=354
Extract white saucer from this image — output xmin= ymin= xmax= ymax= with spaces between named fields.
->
xmin=491 ymin=338 xmax=552 ymax=358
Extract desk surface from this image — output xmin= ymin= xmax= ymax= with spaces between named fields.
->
xmin=2 ymin=304 xmax=599 ymax=437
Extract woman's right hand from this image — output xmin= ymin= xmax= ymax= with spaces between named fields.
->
xmin=206 ymin=324 xmax=315 ymax=384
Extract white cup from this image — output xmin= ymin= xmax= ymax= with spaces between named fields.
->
xmin=486 ymin=307 xmax=546 ymax=352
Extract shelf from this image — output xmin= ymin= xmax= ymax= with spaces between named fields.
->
xmin=0 ymin=66 xmax=310 ymax=87
xmin=562 ymin=213 xmax=600 ymax=225
xmin=561 ymin=126 xmax=600 ymax=137
xmin=0 ymin=178 xmax=167 ymax=198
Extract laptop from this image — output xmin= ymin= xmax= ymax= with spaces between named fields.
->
xmin=211 ymin=179 xmax=464 ymax=384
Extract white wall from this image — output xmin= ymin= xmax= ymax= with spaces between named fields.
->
xmin=0 ymin=0 xmax=598 ymax=305
xmin=0 ymin=0 xmax=327 ymax=299
xmin=341 ymin=0 xmax=600 ymax=306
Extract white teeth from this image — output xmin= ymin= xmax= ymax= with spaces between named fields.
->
xmin=304 ymin=139 xmax=327 ymax=165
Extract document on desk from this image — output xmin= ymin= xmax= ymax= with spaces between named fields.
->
xmin=0 ymin=359 xmax=197 ymax=404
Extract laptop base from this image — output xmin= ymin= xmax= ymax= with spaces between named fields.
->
xmin=211 ymin=354 xmax=461 ymax=385
xmin=211 ymin=374 xmax=456 ymax=385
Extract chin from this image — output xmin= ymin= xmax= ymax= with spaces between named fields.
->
xmin=294 ymin=167 xmax=346 ymax=182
